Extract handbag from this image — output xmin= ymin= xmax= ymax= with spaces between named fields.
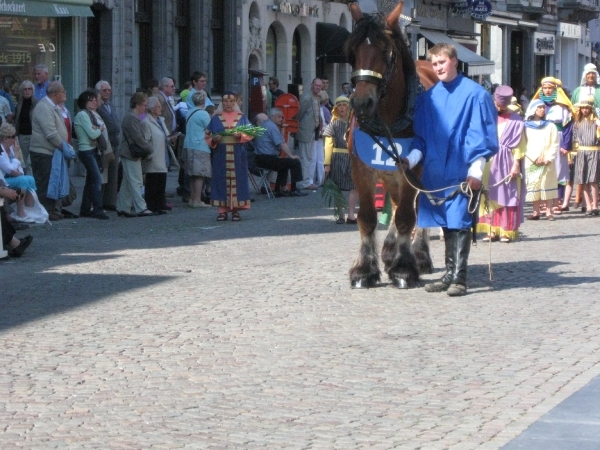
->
xmin=86 ymin=110 xmax=108 ymax=154
xmin=123 ymin=132 xmax=152 ymax=159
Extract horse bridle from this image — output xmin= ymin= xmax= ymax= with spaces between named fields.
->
xmin=350 ymin=29 xmax=396 ymax=99
xmin=350 ymin=69 xmax=383 ymax=87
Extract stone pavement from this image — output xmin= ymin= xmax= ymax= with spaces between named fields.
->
xmin=2 ymin=172 xmax=600 ymax=449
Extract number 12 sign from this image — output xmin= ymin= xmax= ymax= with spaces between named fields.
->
xmin=353 ymin=128 xmax=414 ymax=171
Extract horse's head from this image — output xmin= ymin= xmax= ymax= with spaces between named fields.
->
xmin=345 ymin=2 xmax=407 ymax=123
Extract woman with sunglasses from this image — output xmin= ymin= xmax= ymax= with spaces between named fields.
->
xmin=14 ymin=80 xmax=37 ymax=176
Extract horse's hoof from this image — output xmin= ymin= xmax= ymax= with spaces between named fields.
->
xmin=351 ymin=278 xmax=377 ymax=289
xmin=351 ymin=279 xmax=364 ymax=289
xmin=392 ymin=278 xmax=408 ymax=289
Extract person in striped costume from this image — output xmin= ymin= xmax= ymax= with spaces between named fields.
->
xmin=572 ymin=95 xmax=600 ymax=216
xmin=323 ymin=96 xmax=357 ymax=225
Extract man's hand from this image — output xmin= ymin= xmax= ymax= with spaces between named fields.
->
xmin=560 ymin=148 xmax=569 ymax=155
xmin=212 ymin=135 xmax=222 ymax=143
xmin=396 ymin=157 xmax=409 ymax=171
xmin=324 ymin=164 xmax=330 ymax=173
xmin=0 ymin=186 xmax=18 ymax=201
xmin=466 ymin=176 xmax=481 ymax=191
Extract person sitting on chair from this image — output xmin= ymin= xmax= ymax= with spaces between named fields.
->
xmin=254 ymin=109 xmax=308 ymax=197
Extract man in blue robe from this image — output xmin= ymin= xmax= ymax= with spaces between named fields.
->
xmin=403 ymin=43 xmax=499 ymax=296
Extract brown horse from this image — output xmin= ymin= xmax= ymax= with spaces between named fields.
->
xmin=344 ymin=1 xmax=436 ymax=289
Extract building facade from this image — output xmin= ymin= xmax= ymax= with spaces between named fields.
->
xmin=1 ymin=0 xmax=598 ymax=121
xmin=0 ymin=0 xmax=93 ymax=113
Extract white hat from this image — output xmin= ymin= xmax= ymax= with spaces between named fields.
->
xmin=580 ymin=63 xmax=600 ymax=86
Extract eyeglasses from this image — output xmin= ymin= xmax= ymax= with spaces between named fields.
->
xmin=4 ymin=135 xmax=16 ymax=139
xmin=22 ymin=87 xmax=33 ymax=91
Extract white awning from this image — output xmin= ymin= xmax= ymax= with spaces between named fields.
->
xmin=419 ymin=30 xmax=495 ymax=76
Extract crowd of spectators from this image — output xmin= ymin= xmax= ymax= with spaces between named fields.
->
xmin=1 ymin=67 xmax=350 ymax=257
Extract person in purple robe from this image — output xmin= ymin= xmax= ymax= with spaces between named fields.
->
xmin=477 ymin=85 xmax=527 ymax=243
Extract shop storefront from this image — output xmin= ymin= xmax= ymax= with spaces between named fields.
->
xmin=533 ymin=31 xmax=556 ymax=87
xmin=557 ymin=22 xmax=582 ymax=91
xmin=0 ymin=0 xmax=92 ymax=107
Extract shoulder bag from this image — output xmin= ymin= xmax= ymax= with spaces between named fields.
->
xmin=86 ymin=110 xmax=108 ymax=154
xmin=123 ymin=131 xmax=152 ymax=159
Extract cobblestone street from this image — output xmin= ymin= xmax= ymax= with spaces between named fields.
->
xmin=2 ymin=173 xmax=600 ymax=449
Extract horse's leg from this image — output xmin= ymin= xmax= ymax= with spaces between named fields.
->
xmin=413 ymin=227 xmax=434 ymax=274
xmin=409 ymin=166 xmax=434 ymax=274
xmin=381 ymin=173 xmax=421 ymax=289
xmin=349 ymin=157 xmax=380 ymax=288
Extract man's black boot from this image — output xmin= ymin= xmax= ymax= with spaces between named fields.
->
xmin=447 ymin=229 xmax=471 ymax=297
xmin=424 ymin=228 xmax=455 ymax=292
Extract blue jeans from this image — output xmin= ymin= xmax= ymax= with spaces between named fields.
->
xmin=78 ymin=150 xmax=104 ymax=215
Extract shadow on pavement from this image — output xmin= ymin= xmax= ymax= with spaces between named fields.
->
xmin=0 ymin=273 xmax=173 ymax=332
xmin=423 ymin=259 xmax=600 ymax=292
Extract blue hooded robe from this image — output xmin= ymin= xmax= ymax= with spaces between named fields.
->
xmin=413 ymin=73 xmax=499 ymax=229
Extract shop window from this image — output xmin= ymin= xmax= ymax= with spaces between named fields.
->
xmin=87 ymin=6 xmax=104 ymax=88
xmin=136 ymin=0 xmax=153 ymax=90
xmin=293 ymin=29 xmax=302 ymax=85
xmin=0 ymin=15 xmax=58 ymax=100
xmin=212 ymin=0 xmax=224 ymax=94
xmin=266 ymin=26 xmax=277 ymax=77
xmin=176 ymin=0 xmax=190 ymax=88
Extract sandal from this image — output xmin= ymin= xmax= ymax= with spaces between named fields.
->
xmin=526 ymin=214 xmax=540 ymax=220
xmin=500 ymin=235 xmax=512 ymax=243
xmin=336 ymin=216 xmax=346 ymax=225
xmin=482 ymin=233 xmax=499 ymax=242
xmin=138 ymin=209 xmax=157 ymax=217
xmin=231 ymin=212 xmax=241 ymax=222
xmin=217 ymin=213 xmax=228 ymax=221
xmin=546 ymin=215 xmax=555 ymax=221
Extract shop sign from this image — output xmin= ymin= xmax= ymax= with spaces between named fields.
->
xmin=471 ymin=0 xmax=492 ymax=20
xmin=534 ymin=32 xmax=555 ymax=55
xmin=277 ymin=2 xmax=319 ymax=17
xmin=52 ymin=4 xmax=71 ymax=15
xmin=0 ymin=1 xmax=26 ymax=14
xmin=0 ymin=51 xmax=31 ymax=64
xmin=451 ymin=1 xmax=472 ymax=14
xmin=0 ymin=0 xmax=93 ymax=17
xmin=558 ymin=22 xmax=581 ymax=40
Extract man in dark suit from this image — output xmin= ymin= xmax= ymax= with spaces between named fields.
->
xmin=96 ymin=80 xmax=121 ymax=210
xmin=157 ymin=77 xmax=178 ymax=134
xmin=293 ymin=77 xmax=322 ymax=190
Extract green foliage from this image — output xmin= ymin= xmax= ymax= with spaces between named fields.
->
xmin=217 ymin=125 xmax=266 ymax=138
xmin=321 ymin=179 xmax=348 ymax=220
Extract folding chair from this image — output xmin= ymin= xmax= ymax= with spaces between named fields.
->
xmin=247 ymin=147 xmax=274 ymax=199
xmin=0 ymin=198 xmax=8 ymax=259
xmin=249 ymin=168 xmax=274 ymax=199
